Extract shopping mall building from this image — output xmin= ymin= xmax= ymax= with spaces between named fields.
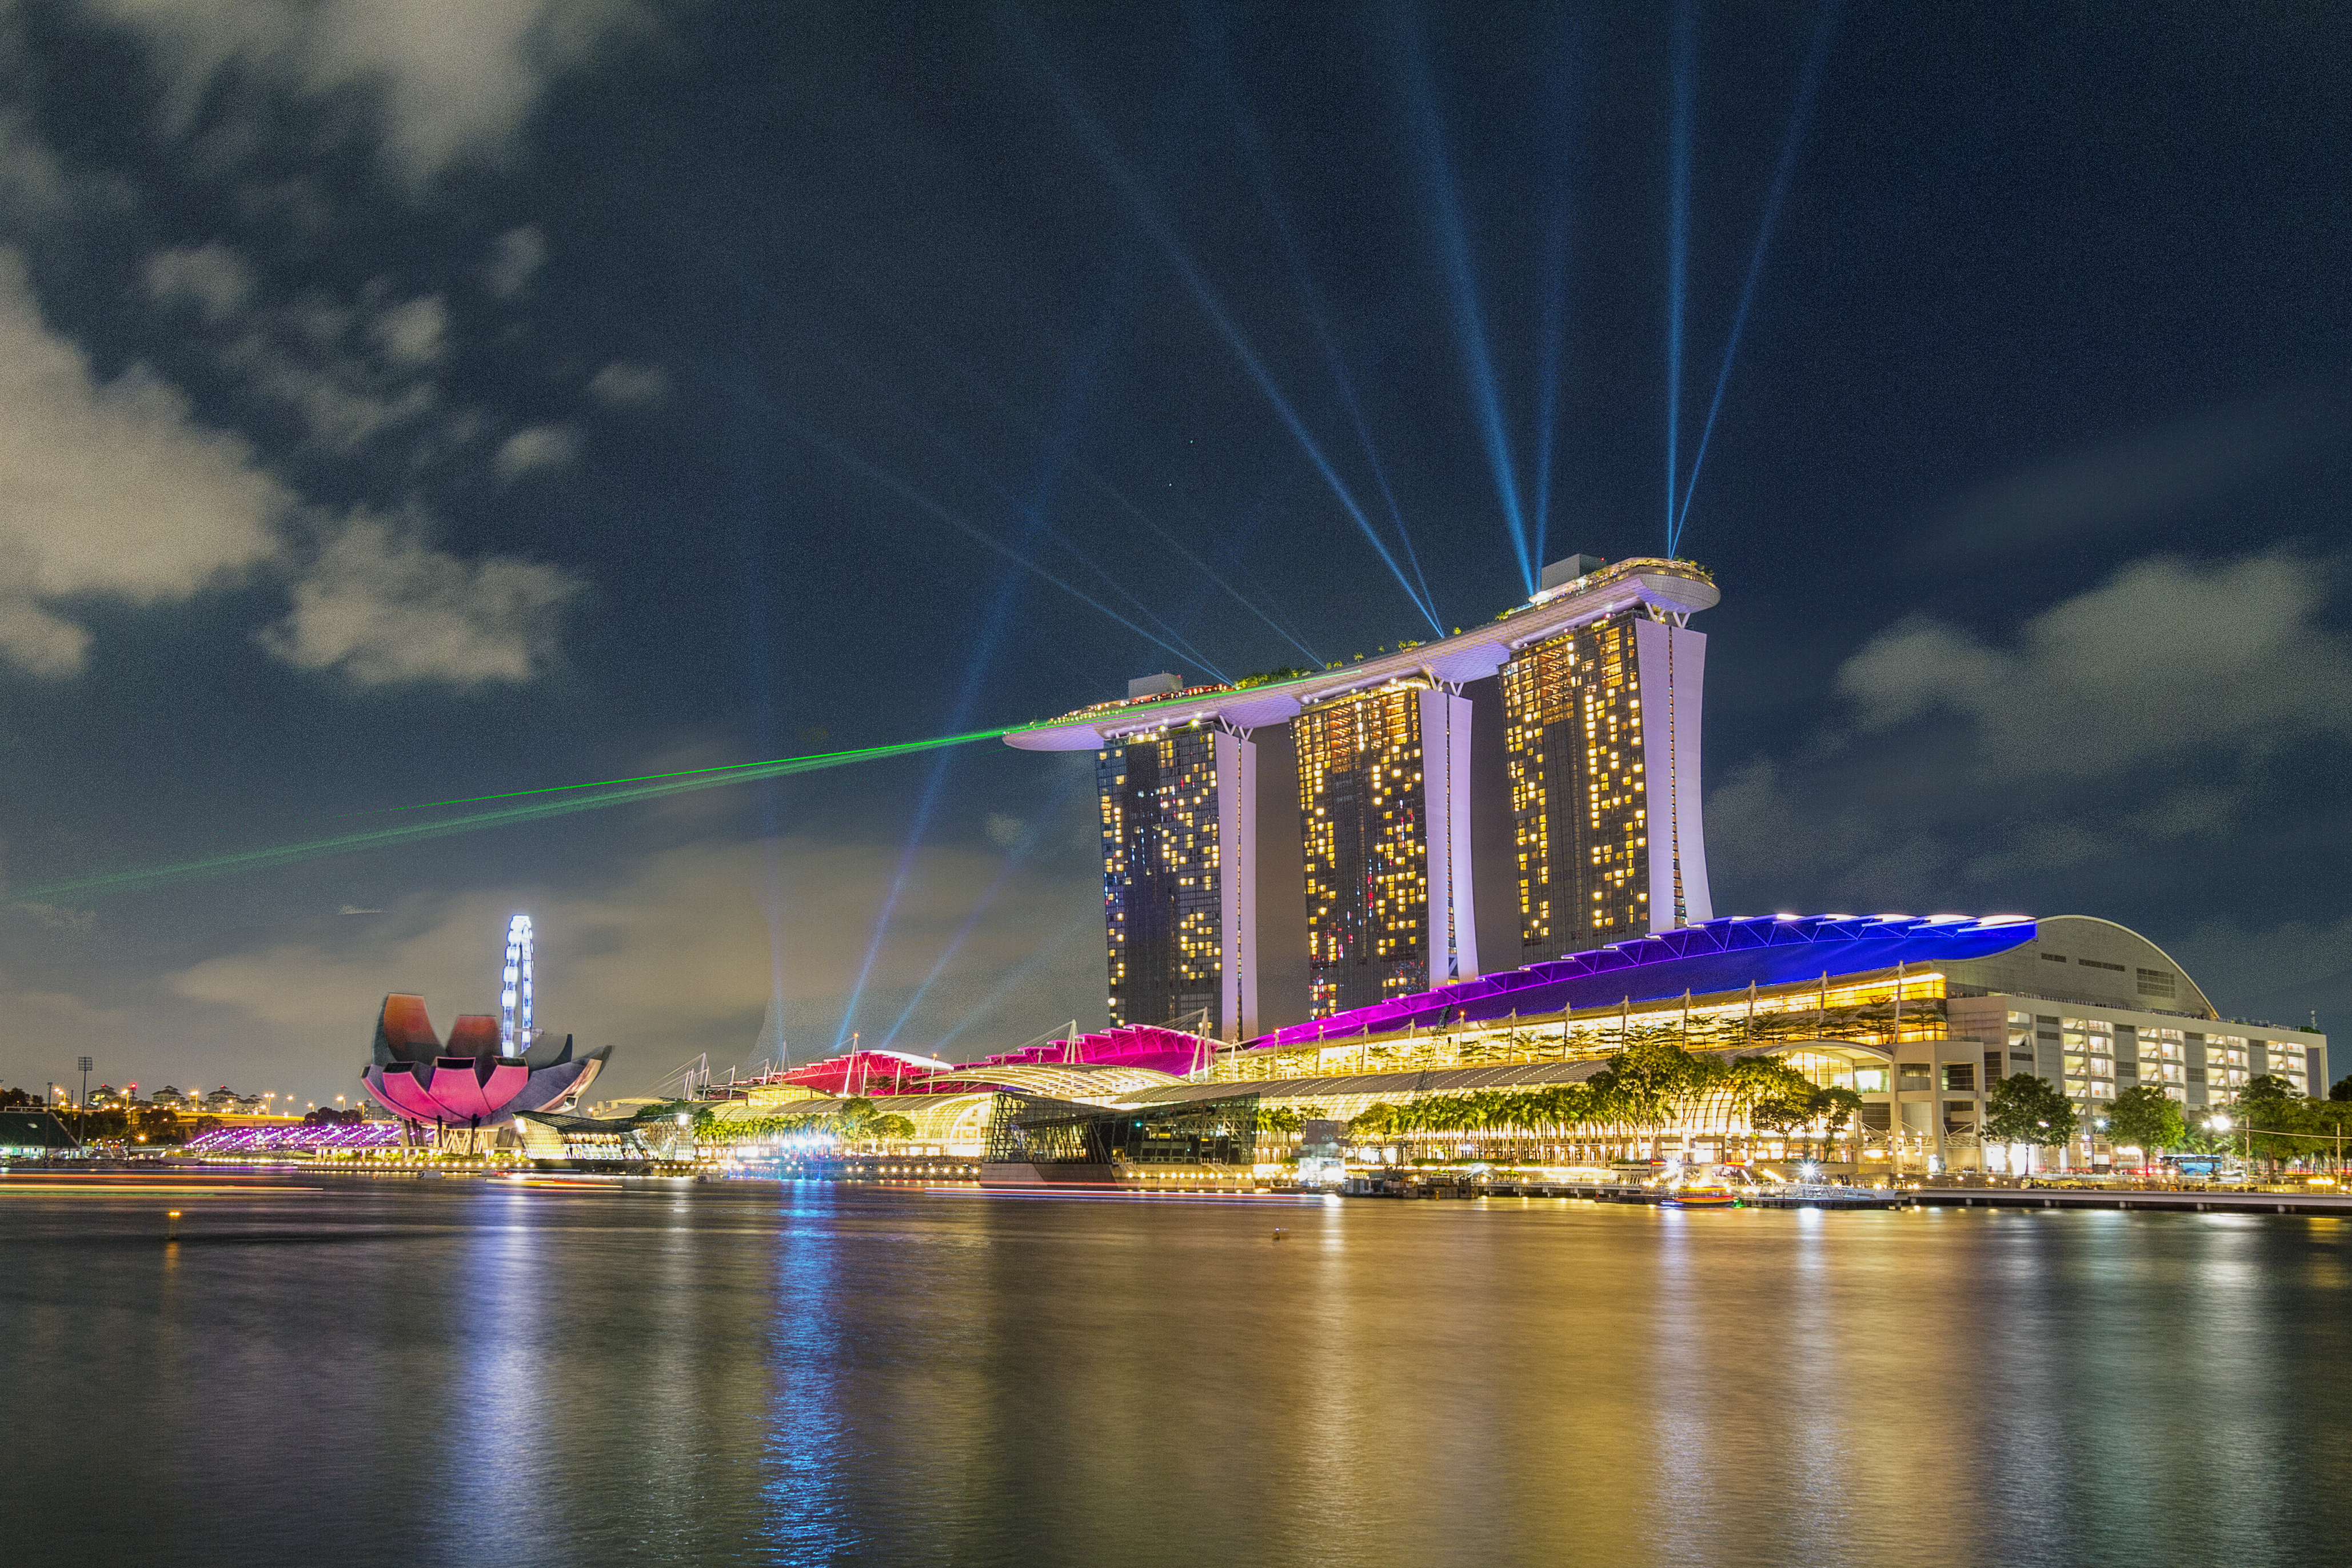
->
xmin=704 ymin=910 xmax=2324 ymax=1177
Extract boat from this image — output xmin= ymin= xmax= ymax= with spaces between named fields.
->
xmin=1661 ymin=1181 xmax=1740 ymax=1208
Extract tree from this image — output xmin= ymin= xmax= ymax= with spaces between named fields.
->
xmin=1984 ymin=1075 xmax=2078 ymax=1153
xmin=2105 ymin=1086 xmax=2186 ymax=1167
xmin=866 ymin=1113 xmax=917 ymax=1142
xmin=2332 ymin=1075 xmax=2352 ymax=1103
xmin=130 ymin=1105 xmax=187 ymax=1146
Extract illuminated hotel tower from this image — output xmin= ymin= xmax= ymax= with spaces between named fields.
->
xmin=1295 ymin=682 xmax=1478 ymax=1014
xmin=1097 ymin=721 xmax=1231 ymax=1030
xmin=1502 ymin=589 xmax=1712 ymax=957
xmin=1011 ymin=556 xmax=1718 ymax=1034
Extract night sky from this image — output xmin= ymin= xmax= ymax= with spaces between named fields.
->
xmin=1 ymin=1 xmax=2345 ymax=1107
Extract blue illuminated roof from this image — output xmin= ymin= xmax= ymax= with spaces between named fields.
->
xmin=1247 ymin=913 xmax=2036 ymax=1047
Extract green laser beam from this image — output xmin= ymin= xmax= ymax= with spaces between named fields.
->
xmin=11 ymin=726 xmax=1014 ymax=903
xmin=369 ymin=730 xmax=1008 ymax=814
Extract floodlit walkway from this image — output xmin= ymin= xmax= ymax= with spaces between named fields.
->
xmin=1914 ymin=1186 xmax=2352 ymax=1217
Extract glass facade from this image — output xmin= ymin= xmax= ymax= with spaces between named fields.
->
xmin=1295 ymin=685 xmax=1432 ymax=1017
xmin=1098 ymin=728 xmax=1223 ymax=1031
xmin=984 ymin=1092 xmax=1259 ymax=1167
xmin=1502 ymin=609 xmax=1650 ymax=959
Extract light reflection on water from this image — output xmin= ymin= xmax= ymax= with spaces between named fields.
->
xmin=2 ymin=1183 xmax=2349 ymax=1567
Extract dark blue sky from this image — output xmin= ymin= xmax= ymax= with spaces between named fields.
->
xmin=1 ymin=1 xmax=2346 ymax=1105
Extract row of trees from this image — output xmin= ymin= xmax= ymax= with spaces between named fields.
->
xmin=1985 ymin=1075 xmax=2352 ymax=1173
xmin=694 ymin=1096 xmax=919 ymax=1147
xmin=1337 ymin=1039 xmax=1865 ymax=1160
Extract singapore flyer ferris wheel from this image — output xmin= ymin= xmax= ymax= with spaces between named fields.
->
xmin=501 ymin=914 xmax=534 ymax=1054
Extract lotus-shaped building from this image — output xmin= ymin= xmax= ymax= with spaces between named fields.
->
xmin=360 ymin=994 xmax=608 ymax=1133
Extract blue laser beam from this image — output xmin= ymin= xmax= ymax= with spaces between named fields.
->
xmin=876 ymin=766 xmax=1091 ymax=1049
xmin=1530 ymin=11 xmax=1582 ymax=575
xmin=837 ymin=353 xmax=1233 ymax=683
xmin=729 ymin=380 xmax=797 ymax=1072
xmin=1036 ymin=59 xmax=1444 ymax=635
xmin=1205 ymin=30 xmax=1443 ymax=626
xmin=1387 ymin=0 xmax=1535 ymax=596
xmin=1081 ymin=473 xmax=1323 ymax=667
xmin=1664 ymin=0 xmax=1695 ymax=555
xmin=929 ymin=909 xmax=1099 ymax=1057
xmin=746 ymin=394 xmax=1213 ymax=675
xmin=1671 ymin=0 xmax=1842 ymax=554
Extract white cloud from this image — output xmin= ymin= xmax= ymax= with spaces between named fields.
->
xmin=84 ymin=0 xmax=658 ymax=183
xmin=162 ymin=829 xmax=1100 ymax=1094
xmin=368 ymin=293 xmax=446 ymax=366
xmin=1837 ymin=552 xmax=2352 ymax=775
xmin=0 ymin=247 xmax=287 ymax=675
xmin=588 ymin=359 xmax=668 ymax=408
xmin=1915 ymin=398 xmax=2337 ymax=562
xmin=145 ymin=242 xmax=255 ymax=322
xmin=262 ymin=512 xmax=581 ymax=687
xmin=494 ymin=423 xmax=578 ymax=481
xmin=482 ymin=224 xmax=545 ymax=298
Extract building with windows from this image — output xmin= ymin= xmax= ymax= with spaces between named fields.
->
xmin=1010 ymin=555 xmax=1717 ymax=1037
xmin=1500 ymin=578 xmax=1710 ymax=955
xmin=1097 ymin=719 xmax=1232 ymax=1030
xmin=1176 ymin=911 xmax=2325 ymax=1174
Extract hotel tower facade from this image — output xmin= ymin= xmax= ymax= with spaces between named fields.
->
xmin=1012 ymin=555 xmax=1717 ymax=1038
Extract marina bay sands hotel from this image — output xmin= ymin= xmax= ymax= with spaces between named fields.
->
xmin=1007 ymin=555 xmax=1718 ymax=1039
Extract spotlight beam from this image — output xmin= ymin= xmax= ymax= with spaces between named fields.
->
xmin=929 ymin=909 xmax=1098 ymax=1055
xmin=1388 ymin=0 xmax=1536 ymax=594
xmin=1080 ymin=474 xmax=1324 ymax=667
xmin=11 ymin=728 xmax=1013 ymax=903
xmin=1040 ymin=63 xmax=1445 ymax=635
xmin=748 ymin=395 xmax=1216 ymax=674
xmin=875 ymin=766 xmax=1090 ymax=1049
xmin=1664 ymin=0 xmax=1696 ymax=555
xmin=1672 ymin=0 xmax=1841 ymax=551
xmin=1208 ymin=42 xmax=1443 ymax=625
xmin=841 ymin=362 xmax=1232 ymax=681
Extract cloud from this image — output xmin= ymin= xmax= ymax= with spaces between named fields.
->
xmin=144 ymin=242 xmax=256 ymax=322
xmin=0 ymin=247 xmax=287 ymax=675
xmin=368 ymin=293 xmax=446 ymax=366
xmin=1838 ymin=552 xmax=2352 ymax=775
xmin=482 ymin=225 xmax=545 ymax=298
xmin=163 ymin=829 xmax=1099 ymax=1094
xmin=262 ymin=512 xmax=581 ymax=687
xmin=83 ymin=0 xmax=660 ymax=184
xmin=588 ymin=359 xmax=668 ymax=408
xmin=494 ymin=423 xmax=579 ymax=481
xmin=1913 ymin=398 xmax=2338 ymax=562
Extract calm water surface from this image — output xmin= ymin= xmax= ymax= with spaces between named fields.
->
xmin=4 ymin=1176 xmax=2348 ymax=1566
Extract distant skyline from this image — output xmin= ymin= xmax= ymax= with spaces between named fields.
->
xmin=0 ymin=2 xmax=2345 ymax=1105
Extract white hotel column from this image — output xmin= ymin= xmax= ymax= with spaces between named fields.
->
xmin=1634 ymin=618 xmax=1712 ymax=930
xmin=1417 ymin=687 xmax=1480 ymax=984
xmin=1214 ymin=727 xmax=1258 ymax=1041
